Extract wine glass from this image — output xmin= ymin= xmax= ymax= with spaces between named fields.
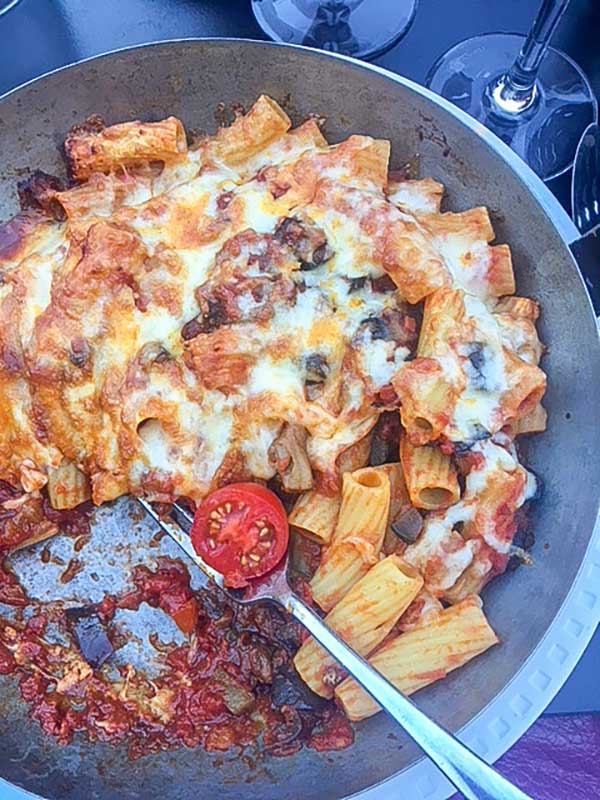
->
xmin=0 ymin=0 xmax=20 ymax=15
xmin=251 ymin=0 xmax=418 ymax=61
xmin=426 ymin=0 xmax=597 ymax=181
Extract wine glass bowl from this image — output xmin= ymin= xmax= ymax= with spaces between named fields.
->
xmin=426 ymin=0 xmax=598 ymax=182
xmin=427 ymin=32 xmax=597 ymax=181
xmin=251 ymin=0 xmax=418 ymax=60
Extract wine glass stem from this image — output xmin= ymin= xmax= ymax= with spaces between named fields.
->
xmin=492 ymin=0 xmax=571 ymax=113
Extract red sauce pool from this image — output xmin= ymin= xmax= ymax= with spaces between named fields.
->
xmin=0 ymin=484 xmax=354 ymax=761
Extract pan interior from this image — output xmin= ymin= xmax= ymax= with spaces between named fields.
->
xmin=0 ymin=39 xmax=599 ymax=800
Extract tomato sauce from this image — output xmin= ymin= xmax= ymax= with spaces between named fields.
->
xmin=0 ymin=528 xmax=353 ymax=760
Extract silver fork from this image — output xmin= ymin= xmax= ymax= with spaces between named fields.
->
xmin=139 ymin=497 xmax=532 ymax=800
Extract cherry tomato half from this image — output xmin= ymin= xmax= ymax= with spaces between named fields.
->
xmin=191 ymin=483 xmax=289 ymax=588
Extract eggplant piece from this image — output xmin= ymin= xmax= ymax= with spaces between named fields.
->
xmin=68 ymin=337 xmax=91 ymax=368
xmin=463 ymin=341 xmax=489 ymax=390
xmin=181 ymin=296 xmax=228 ymax=340
xmin=453 ymin=424 xmax=491 ymax=454
xmin=347 ymin=276 xmax=367 ymax=293
xmin=361 ymin=316 xmax=388 ymax=340
xmin=369 ymin=411 xmax=401 ymax=466
xmin=270 ymin=668 xmax=327 ymax=712
xmin=264 ymin=704 xmax=304 ymax=753
xmin=273 ymin=619 xmax=303 ymax=653
xmin=66 ymin=606 xmax=113 ymax=669
xmin=390 ymin=507 xmax=423 ymax=545
xmin=248 ymin=643 xmax=274 ymax=684
xmin=304 ymin=353 xmax=330 ymax=400
xmin=370 ymin=274 xmax=397 ymax=293
xmin=274 ymin=217 xmax=333 ymax=270
xmin=380 ymin=308 xmax=418 ymax=348
xmin=268 ymin=423 xmax=314 ymax=492
xmin=304 ymin=353 xmax=329 ymax=383
xmin=360 ymin=308 xmax=417 ymax=348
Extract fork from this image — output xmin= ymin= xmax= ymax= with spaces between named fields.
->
xmin=139 ymin=497 xmax=532 ymax=800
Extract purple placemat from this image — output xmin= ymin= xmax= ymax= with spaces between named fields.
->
xmin=451 ymin=714 xmax=600 ymax=799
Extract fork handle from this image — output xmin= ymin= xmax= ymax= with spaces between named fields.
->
xmin=287 ymin=594 xmax=532 ymax=800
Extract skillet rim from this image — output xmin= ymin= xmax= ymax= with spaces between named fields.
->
xmin=0 ymin=37 xmax=598 ymax=800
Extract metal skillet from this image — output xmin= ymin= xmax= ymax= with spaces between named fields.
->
xmin=138 ymin=498 xmax=532 ymax=800
xmin=0 ymin=38 xmax=599 ymax=800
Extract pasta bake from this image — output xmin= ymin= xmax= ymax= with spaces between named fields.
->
xmin=0 ymin=94 xmax=545 ymax=746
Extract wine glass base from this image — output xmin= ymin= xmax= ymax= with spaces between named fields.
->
xmin=251 ymin=0 xmax=418 ymax=61
xmin=426 ymin=33 xmax=598 ymax=181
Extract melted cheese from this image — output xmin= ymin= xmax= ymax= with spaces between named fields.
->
xmin=0 ymin=99 xmax=543 ymax=516
xmin=404 ymin=439 xmax=537 ymax=590
xmin=448 ymin=294 xmax=509 ymax=441
xmin=404 ymin=513 xmax=476 ymax=593
xmin=468 ymin=440 xmax=537 ymax=506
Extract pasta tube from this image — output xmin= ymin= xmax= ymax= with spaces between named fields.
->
xmin=505 ymin=403 xmax=547 ymax=437
xmin=331 ymin=467 xmax=391 ymax=548
xmin=289 ymin=433 xmax=373 ymax=546
xmin=335 ymin=596 xmax=498 ymax=719
xmin=400 ymin=436 xmax=459 ymax=511
xmin=65 ymin=117 xmax=187 ymax=180
xmin=294 ymin=555 xmax=423 ymax=697
xmin=310 ymin=467 xmax=391 ymax=610
xmin=289 ymin=491 xmax=341 ymax=546
xmin=395 ymin=289 xmax=464 ymax=445
xmin=421 ymin=207 xmax=516 ymax=297
xmin=386 ymin=178 xmax=444 ymax=215
xmin=211 ymin=95 xmax=291 ymax=165
xmin=494 ymin=295 xmax=540 ymax=321
xmin=486 ymin=244 xmax=516 ymax=297
xmin=47 ymin=458 xmax=91 ymax=510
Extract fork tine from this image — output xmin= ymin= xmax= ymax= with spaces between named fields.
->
xmin=137 ymin=497 xmax=225 ymax=590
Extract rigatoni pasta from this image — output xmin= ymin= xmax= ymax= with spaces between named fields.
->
xmin=399 ymin=436 xmax=460 ymax=511
xmin=294 ymin=555 xmax=423 ymax=697
xmin=288 ymin=435 xmax=373 ymax=546
xmin=420 ymin=207 xmax=515 ymax=297
xmin=310 ymin=467 xmax=391 ymax=611
xmin=505 ymin=403 xmax=547 ymax=437
xmin=394 ymin=287 xmax=546 ymax=446
xmin=209 ymin=94 xmax=291 ymax=166
xmin=335 ymin=596 xmax=499 ymax=720
xmin=65 ymin=116 xmax=187 ymax=180
xmin=46 ymin=458 xmax=91 ymax=510
xmin=288 ymin=490 xmax=341 ymax=546
xmin=331 ymin=468 xmax=391 ymax=548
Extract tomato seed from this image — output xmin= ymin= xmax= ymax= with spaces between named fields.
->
xmin=208 ymin=538 xmax=216 ymax=549
xmin=224 ymin=503 xmax=232 ymax=514
xmin=259 ymin=527 xmax=269 ymax=538
xmin=240 ymin=555 xmax=248 ymax=566
xmin=238 ymin=502 xmax=245 ymax=510
xmin=249 ymin=554 xmax=261 ymax=563
xmin=210 ymin=511 xmax=221 ymax=521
